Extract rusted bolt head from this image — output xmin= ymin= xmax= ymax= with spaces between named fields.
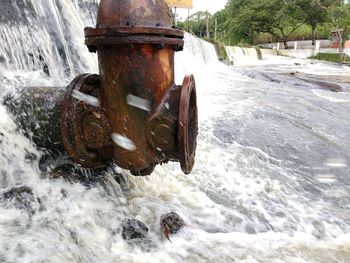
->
xmin=145 ymin=117 xmax=174 ymax=152
xmin=83 ymin=113 xmax=111 ymax=149
xmin=153 ymin=124 xmax=172 ymax=146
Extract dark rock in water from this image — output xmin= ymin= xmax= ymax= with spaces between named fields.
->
xmin=38 ymin=153 xmax=72 ymax=173
xmin=0 ymin=55 xmax=5 ymax=63
xmin=1 ymin=186 xmax=38 ymax=214
xmin=39 ymin=154 xmax=88 ymax=183
xmin=24 ymin=150 xmax=37 ymax=164
xmin=39 ymin=153 xmax=120 ymax=189
xmin=122 ymin=219 xmax=149 ymax=240
xmin=160 ymin=212 xmax=185 ymax=242
xmin=312 ymin=220 xmax=326 ymax=239
xmin=45 ymin=160 xmax=112 ymax=186
xmin=49 ymin=164 xmax=86 ymax=183
xmin=3 ymin=186 xmax=33 ymax=201
xmin=287 ymin=72 xmax=344 ymax=92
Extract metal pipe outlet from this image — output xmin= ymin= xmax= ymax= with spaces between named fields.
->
xmin=60 ymin=0 xmax=198 ymax=175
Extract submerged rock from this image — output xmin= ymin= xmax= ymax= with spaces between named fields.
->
xmin=160 ymin=212 xmax=185 ymax=242
xmin=287 ymin=72 xmax=344 ymax=92
xmin=2 ymin=185 xmax=32 ymax=197
xmin=1 ymin=186 xmax=39 ymax=214
xmin=122 ymin=219 xmax=149 ymax=240
xmin=48 ymin=164 xmax=86 ymax=183
xmin=24 ymin=150 xmax=38 ymax=164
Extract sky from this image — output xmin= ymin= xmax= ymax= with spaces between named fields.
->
xmin=175 ymin=0 xmax=228 ymax=21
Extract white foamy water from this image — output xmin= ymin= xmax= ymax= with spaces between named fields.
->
xmin=1 ymin=2 xmax=350 ymax=263
xmin=126 ymin=94 xmax=151 ymax=112
xmin=112 ymin=133 xmax=137 ymax=152
xmin=225 ymin=46 xmax=261 ymax=65
xmin=72 ymin=90 xmax=101 ymax=107
xmin=312 ymin=89 xmax=350 ymax=103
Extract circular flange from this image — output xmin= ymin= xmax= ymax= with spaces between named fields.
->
xmin=85 ymin=27 xmax=184 ymax=52
xmin=60 ymin=74 xmax=113 ymax=168
xmin=178 ymin=75 xmax=198 ymax=174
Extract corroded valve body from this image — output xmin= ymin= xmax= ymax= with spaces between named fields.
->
xmin=61 ymin=0 xmax=198 ymax=175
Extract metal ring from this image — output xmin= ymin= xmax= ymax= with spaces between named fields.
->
xmin=178 ymin=75 xmax=198 ymax=174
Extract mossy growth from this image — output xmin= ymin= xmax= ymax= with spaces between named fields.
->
xmin=310 ymin=53 xmax=350 ymax=63
xmin=203 ymin=37 xmax=228 ymax=61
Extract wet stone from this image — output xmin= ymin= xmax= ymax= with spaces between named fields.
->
xmin=49 ymin=164 xmax=86 ymax=183
xmin=312 ymin=220 xmax=326 ymax=239
xmin=122 ymin=219 xmax=149 ymax=240
xmin=39 ymin=153 xmax=86 ymax=183
xmin=160 ymin=212 xmax=185 ymax=241
xmin=48 ymin=163 xmax=116 ymax=187
xmin=24 ymin=150 xmax=37 ymax=164
xmin=1 ymin=186 xmax=38 ymax=214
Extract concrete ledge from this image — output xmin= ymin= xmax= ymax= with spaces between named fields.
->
xmin=224 ymin=45 xmax=350 ymax=61
xmin=225 ymin=46 xmax=262 ymax=63
xmin=260 ymin=49 xmax=278 ymax=58
xmin=260 ymin=40 xmax=332 ymax=50
xmin=278 ymin=49 xmax=317 ymax=59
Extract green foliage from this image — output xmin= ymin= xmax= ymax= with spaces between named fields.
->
xmin=177 ymin=11 xmax=213 ymax=38
xmin=298 ymin=0 xmax=330 ymax=28
xmin=327 ymin=0 xmax=350 ymax=29
xmin=310 ymin=53 xmax=350 ymax=63
xmin=178 ymin=0 xmax=350 ymax=50
xmin=224 ymin=0 xmax=308 ymax=46
xmin=255 ymin=23 xmax=333 ymax=44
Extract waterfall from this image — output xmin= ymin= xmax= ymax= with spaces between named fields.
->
xmin=179 ymin=33 xmax=219 ymax=65
xmin=0 ymin=0 xmax=99 ymax=82
xmin=225 ymin=46 xmax=262 ymax=65
xmin=175 ymin=33 xmax=221 ymax=84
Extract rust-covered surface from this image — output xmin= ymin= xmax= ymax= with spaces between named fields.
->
xmin=60 ymin=0 xmax=198 ymax=175
xmin=96 ymin=0 xmax=173 ymax=28
xmin=61 ymin=74 xmax=113 ymax=169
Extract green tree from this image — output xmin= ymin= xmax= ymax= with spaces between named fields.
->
xmin=226 ymin=0 xmax=306 ymax=48
xmin=178 ymin=11 xmax=213 ymax=38
xmin=327 ymin=1 xmax=350 ymax=54
xmin=210 ymin=9 xmax=229 ymax=42
xmin=297 ymin=0 xmax=332 ymax=45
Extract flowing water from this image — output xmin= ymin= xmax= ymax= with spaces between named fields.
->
xmin=1 ymin=1 xmax=350 ymax=262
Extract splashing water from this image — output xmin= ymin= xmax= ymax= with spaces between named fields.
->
xmin=0 ymin=1 xmax=350 ymax=262
xmin=111 ymin=133 xmax=137 ymax=152
xmin=126 ymin=94 xmax=151 ymax=112
xmin=72 ymin=90 xmax=100 ymax=107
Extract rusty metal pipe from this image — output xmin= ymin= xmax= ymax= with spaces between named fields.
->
xmin=61 ymin=0 xmax=198 ymax=175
